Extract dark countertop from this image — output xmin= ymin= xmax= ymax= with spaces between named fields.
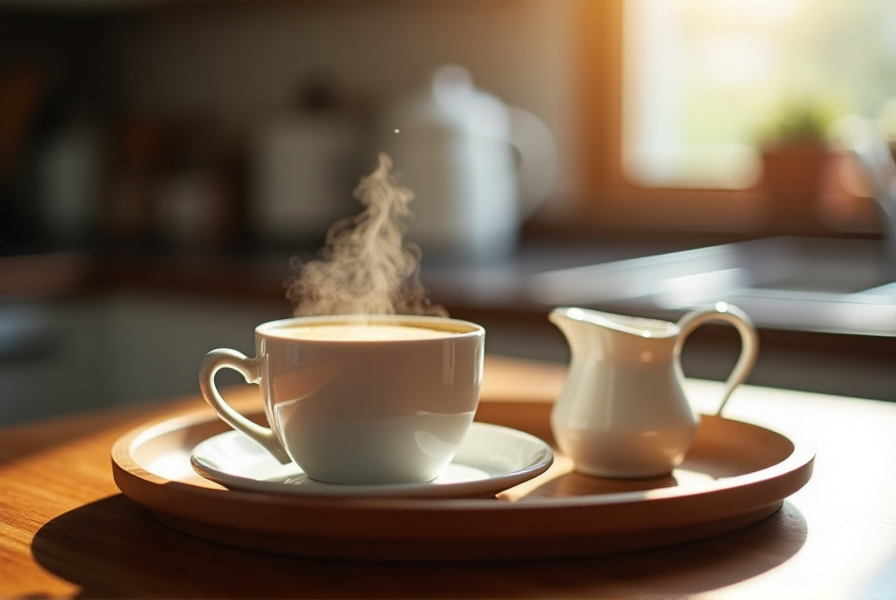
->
xmin=0 ymin=238 xmax=699 ymax=304
xmin=2 ymin=238 xmax=895 ymax=401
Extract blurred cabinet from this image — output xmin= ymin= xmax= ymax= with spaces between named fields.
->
xmin=0 ymin=291 xmax=286 ymax=425
xmin=0 ymin=297 xmax=104 ymax=425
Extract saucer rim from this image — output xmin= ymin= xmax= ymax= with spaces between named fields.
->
xmin=190 ymin=422 xmax=554 ymax=499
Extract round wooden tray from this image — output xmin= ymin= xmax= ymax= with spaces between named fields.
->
xmin=111 ymin=397 xmax=814 ymax=561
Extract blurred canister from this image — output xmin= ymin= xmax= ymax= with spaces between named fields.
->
xmin=250 ymin=98 xmax=362 ymax=248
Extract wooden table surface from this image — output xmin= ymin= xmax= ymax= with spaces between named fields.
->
xmin=2 ymin=355 xmax=895 ymax=599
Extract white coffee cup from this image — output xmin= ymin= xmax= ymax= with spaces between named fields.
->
xmin=199 ymin=314 xmax=485 ymax=485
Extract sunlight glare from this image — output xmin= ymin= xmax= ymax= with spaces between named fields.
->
xmin=749 ymin=0 xmax=803 ymax=24
xmin=698 ymin=35 xmax=772 ymax=88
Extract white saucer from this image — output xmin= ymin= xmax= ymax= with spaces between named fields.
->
xmin=190 ymin=422 xmax=554 ymax=499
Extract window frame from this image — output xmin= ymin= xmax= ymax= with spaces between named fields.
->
xmin=564 ymin=0 xmax=872 ymax=239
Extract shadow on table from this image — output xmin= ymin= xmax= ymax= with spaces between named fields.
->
xmin=32 ymin=494 xmax=807 ymax=599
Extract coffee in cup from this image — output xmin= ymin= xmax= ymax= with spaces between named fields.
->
xmin=199 ymin=314 xmax=485 ymax=485
xmin=280 ymin=323 xmax=452 ymax=341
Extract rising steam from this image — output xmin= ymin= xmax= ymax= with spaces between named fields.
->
xmin=286 ymin=153 xmax=446 ymax=317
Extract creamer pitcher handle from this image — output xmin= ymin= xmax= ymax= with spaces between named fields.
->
xmin=199 ymin=348 xmax=292 ymax=464
xmin=674 ymin=303 xmax=759 ymax=416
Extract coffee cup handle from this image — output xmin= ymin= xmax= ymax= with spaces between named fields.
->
xmin=199 ymin=348 xmax=292 ymax=464
xmin=673 ymin=303 xmax=760 ymax=417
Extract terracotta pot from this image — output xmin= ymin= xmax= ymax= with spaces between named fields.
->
xmin=761 ymin=142 xmax=832 ymax=233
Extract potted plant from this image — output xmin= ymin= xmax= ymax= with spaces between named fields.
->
xmin=759 ymin=102 xmax=835 ymax=234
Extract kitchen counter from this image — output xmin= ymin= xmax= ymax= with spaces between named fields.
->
xmin=2 ymin=239 xmax=895 ymax=404
xmin=0 ymin=238 xmax=694 ymax=300
xmin=1 ymin=355 xmax=895 ymax=598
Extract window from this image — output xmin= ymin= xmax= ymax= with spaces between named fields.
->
xmin=574 ymin=0 xmax=896 ymax=235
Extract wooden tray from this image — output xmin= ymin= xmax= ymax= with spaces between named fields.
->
xmin=111 ymin=397 xmax=814 ymax=561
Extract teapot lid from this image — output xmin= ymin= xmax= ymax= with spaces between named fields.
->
xmin=386 ymin=64 xmax=511 ymax=139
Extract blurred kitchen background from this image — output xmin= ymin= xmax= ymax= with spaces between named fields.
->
xmin=2 ymin=0 xmax=896 ymax=424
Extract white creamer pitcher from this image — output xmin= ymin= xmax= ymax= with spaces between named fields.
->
xmin=549 ymin=304 xmax=759 ymax=479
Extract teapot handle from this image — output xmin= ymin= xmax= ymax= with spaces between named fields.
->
xmin=674 ymin=303 xmax=760 ymax=416
xmin=508 ymin=107 xmax=558 ymax=218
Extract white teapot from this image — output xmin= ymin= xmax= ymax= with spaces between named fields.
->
xmin=377 ymin=65 xmax=557 ymax=262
